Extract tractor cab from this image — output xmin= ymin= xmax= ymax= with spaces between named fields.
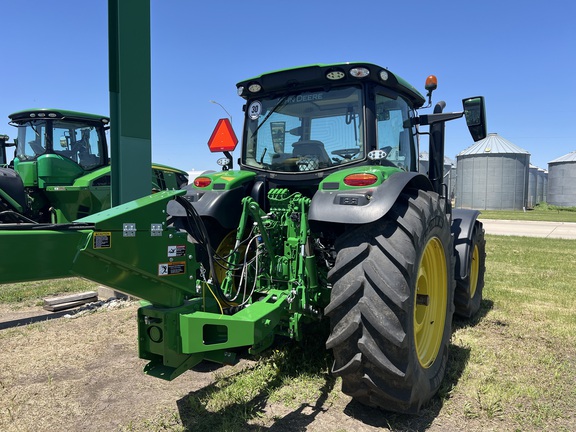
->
xmin=235 ymin=64 xmax=423 ymax=182
xmin=0 ymin=134 xmax=11 ymax=166
xmin=9 ymin=109 xmax=109 ymax=187
xmin=205 ymin=64 xmax=430 ymax=201
xmin=205 ymin=63 xmax=485 ymax=201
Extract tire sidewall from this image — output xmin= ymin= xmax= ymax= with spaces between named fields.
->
xmin=406 ymin=197 xmax=454 ymax=399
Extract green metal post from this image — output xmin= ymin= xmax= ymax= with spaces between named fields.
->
xmin=108 ymin=0 xmax=152 ymax=205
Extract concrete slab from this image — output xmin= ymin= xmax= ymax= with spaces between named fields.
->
xmin=479 ymin=219 xmax=576 ymax=239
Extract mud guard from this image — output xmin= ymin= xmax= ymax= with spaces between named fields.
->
xmin=309 ymin=171 xmax=433 ymax=225
xmin=0 ymin=167 xmax=26 ymax=213
xmin=451 ymin=209 xmax=482 ymax=280
xmin=167 ymin=184 xmax=249 ymax=230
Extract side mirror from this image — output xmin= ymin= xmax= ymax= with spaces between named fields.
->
xmin=462 ymin=96 xmax=487 ymax=142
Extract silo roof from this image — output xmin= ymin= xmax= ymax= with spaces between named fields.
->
xmin=549 ymin=151 xmax=576 ymax=164
xmin=458 ymin=133 xmax=530 ymax=156
xmin=419 ymin=151 xmax=455 ymax=165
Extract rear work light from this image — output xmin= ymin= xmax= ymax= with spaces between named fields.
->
xmin=343 ymin=173 xmax=378 ymax=187
xmin=193 ymin=177 xmax=212 ymax=188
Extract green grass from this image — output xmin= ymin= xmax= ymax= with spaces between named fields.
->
xmin=447 ymin=235 xmax=576 ymax=429
xmin=0 ymin=278 xmax=99 ymax=306
xmin=479 ymin=202 xmax=576 ymax=222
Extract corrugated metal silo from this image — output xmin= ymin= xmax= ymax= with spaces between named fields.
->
xmin=455 ymin=133 xmax=530 ymax=210
xmin=419 ymin=152 xmax=456 ymax=199
xmin=542 ymin=170 xmax=548 ymax=203
xmin=536 ymin=168 xmax=545 ymax=204
xmin=528 ymin=164 xmax=539 ymax=208
xmin=547 ymin=151 xmax=576 ymax=206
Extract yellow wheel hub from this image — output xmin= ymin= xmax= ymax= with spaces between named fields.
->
xmin=414 ymin=237 xmax=448 ymax=368
xmin=469 ymin=244 xmax=480 ymax=298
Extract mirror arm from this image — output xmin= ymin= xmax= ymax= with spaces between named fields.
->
xmin=417 ymin=111 xmax=464 ymax=126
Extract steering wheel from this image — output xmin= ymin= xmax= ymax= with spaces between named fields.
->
xmin=331 ymin=148 xmax=360 ymax=159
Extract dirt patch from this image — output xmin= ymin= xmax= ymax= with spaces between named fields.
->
xmin=0 ymin=303 xmax=215 ymax=431
xmin=0 ymin=301 xmax=545 ymax=432
xmin=0 ymin=302 xmax=411 ymax=432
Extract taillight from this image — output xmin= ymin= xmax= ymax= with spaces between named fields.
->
xmin=343 ymin=173 xmax=378 ymax=187
xmin=193 ymin=177 xmax=212 ymax=188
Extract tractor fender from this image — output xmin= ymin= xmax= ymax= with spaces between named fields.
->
xmin=167 ymin=184 xmax=248 ymax=230
xmin=0 ymin=167 xmax=27 ymax=213
xmin=309 ymin=171 xmax=433 ymax=225
xmin=451 ymin=209 xmax=482 ymax=280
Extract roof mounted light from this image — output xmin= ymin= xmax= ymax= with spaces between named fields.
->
xmin=326 ymin=69 xmax=345 ymax=80
xmin=349 ymin=67 xmax=370 ymax=78
xmin=37 ymin=113 xmax=46 ymax=117
xmin=379 ymin=70 xmax=389 ymax=81
xmin=425 ymin=75 xmax=438 ymax=92
xmin=424 ymin=75 xmax=438 ymax=107
xmin=237 ymin=86 xmax=244 ymax=96
xmin=48 ymin=113 xmax=57 ymax=118
xmin=248 ymin=82 xmax=262 ymax=93
xmin=29 ymin=113 xmax=36 ymax=118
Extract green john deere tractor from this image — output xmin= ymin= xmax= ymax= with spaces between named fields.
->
xmin=0 ymin=108 xmax=188 ymax=223
xmin=0 ymin=63 xmax=486 ymax=413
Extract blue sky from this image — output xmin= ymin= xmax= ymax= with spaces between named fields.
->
xmin=1 ymin=1 xmax=574 ymax=172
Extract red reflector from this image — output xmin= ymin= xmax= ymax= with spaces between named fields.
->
xmin=193 ymin=177 xmax=212 ymax=188
xmin=343 ymin=173 xmax=378 ymax=187
xmin=208 ymin=118 xmax=238 ymax=152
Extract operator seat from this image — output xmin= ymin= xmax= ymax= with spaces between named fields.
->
xmin=291 ymin=140 xmax=331 ymax=166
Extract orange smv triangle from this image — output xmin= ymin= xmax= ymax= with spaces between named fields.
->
xmin=207 ymin=118 xmax=238 ymax=153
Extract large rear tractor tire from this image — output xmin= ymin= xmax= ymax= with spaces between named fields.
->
xmin=325 ymin=190 xmax=455 ymax=413
xmin=454 ymin=225 xmax=486 ymax=318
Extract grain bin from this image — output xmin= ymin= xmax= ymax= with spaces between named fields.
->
xmin=455 ymin=133 xmax=530 ymax=210
xmin=528 ymin=164 xmax=539 ymax=208
xmin=547 ymin=151 xmax=576 ymax=206
xmin=419 ymin=152 xmax=456 ymax=199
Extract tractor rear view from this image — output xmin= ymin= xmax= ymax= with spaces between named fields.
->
xmin=174 ymin=62 xmax=487 ymax=412
xmin=0 ymin=62 xmax=487 ymax=414
xmin=0 ymin=109 xmax=188 ymax=223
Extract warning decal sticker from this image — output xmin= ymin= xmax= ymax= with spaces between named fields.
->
xmin=158 ymin=261 xmax=186 ymax=276
xmin=167 ymin=245 xmax=186 ymax=257
xmin=93 ymin=232 xmax=111 ymax=249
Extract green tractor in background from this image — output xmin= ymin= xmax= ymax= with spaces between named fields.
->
xmin=0 ymin=63 xmax=487 ymax=414
xmin=0 ymin=109 xmax=188 ymax=223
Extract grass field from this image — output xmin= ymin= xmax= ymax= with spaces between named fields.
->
xmin=479 ymin=203 xmax=576 ymax=222
xmin=0 ymin=277 xmax=97 ymax=305
xmin=1 ymin=234 xmax=575 ymax=431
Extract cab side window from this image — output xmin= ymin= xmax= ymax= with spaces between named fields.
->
xmin=375 ymin=94 xmax=416 ymax=171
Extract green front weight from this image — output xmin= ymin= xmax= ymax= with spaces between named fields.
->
xmin=179 ymin=291 xmax=288 ymax=354
xmin=137 ymin=291 xmax=289 ymax=380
